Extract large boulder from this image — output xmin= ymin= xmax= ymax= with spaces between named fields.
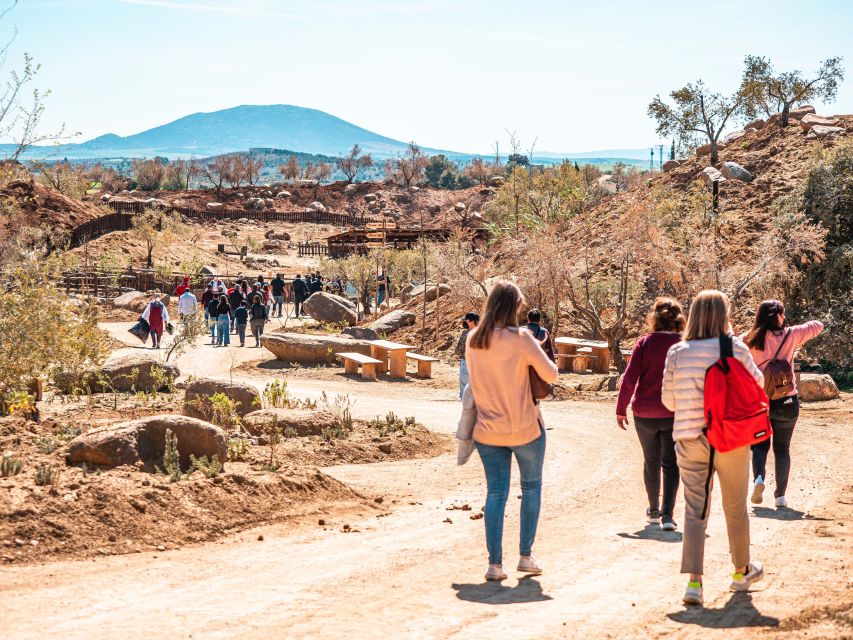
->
xmin=807 ymin=125 xmax=846 ymax=139
xmin=408 ymin=283 xmax=452 ymax=303
xmin=67 ymin=415 xmax=227 ymax=468
xmin=261 ymin=333 xmax=372 ymax=365
xmin=488 ymin=175 xmax=505 ymax=187
xmin=369 ymin=309 xmax=416 ymax=335
xmin=302 ymin=292 xmax=357 ymax=326
xmin=700 ymin=166 xmax=726 ymax=189
xmin=720 ymin=162 xmax=753 ymax=183
xmin=799 ymin=114 xmax=839 ymax=132
xmin=207 ymin=202 xmax=224 ymax=210
xmin=341 ymin=326 xmax=380 ymax=340
xmin=745 ymin=118 xmax=766 ymax=130
xmin=99 ymin=352 xmax=180 ymax=392
xmin=183 ymin=378 xmax=261 ymax=420
xmin=242 ymin=408 xmax=333 ymax=437
xmin=308 ymin=201 xmax=327 ymax=213
xmin=799 ymin=374 xmax=840 ymax=403
xmin=662 ymin=160 xmax=681 ymax=173
xmin=113 ymin=290 xmax=148 ymax=310
xmin=721 ymin=129 xmax=746 ymax=145
xmin=696 ymin=143 xmax=712 ymax=156
xmin=263 ymin=229 xmax=291 ymax=241
xmin=399 ymin=284 xmax=415 ymax=302
xmin=789 ymin=105 xmax=816 ymax=120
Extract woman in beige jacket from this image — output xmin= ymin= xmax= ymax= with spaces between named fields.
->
xmin=466 ymin=281 xmax=558 ymax=581
xmin=662 ymin=290 xmax=765 ymax=606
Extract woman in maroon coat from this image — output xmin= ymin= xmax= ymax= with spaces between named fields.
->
xmin=616 ymin=297 xmax=686 ymax=531
xmin=141 ymin=292 xmax=170 ymax=349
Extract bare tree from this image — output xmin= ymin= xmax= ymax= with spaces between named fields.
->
xmin=202 ymin=156 xmax=234 ymax=195
xmin=648 ymin=80 xmax=745 ymax=165
xmin=239 ymin=154 xmax=263 ymax=186
xmin=741 ymin=55 xmax=845 ymax=127
xmin=396 ymin=142 xmax=429 ymax=187
xmin=336 ymin=144 xmax=373 ymax=183
xmin=128 ymin=209 xmax=182 ymax=268
xmin=279 ymin=156 xmax=299 ymax=184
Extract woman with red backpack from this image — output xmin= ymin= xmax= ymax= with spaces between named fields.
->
xmin=743 ymin=300 xmax=823 ymax=509
xmin=662 ymin=290 xmax=765 ymax=606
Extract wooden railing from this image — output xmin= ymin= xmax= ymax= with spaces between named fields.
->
xmin=67 ymin=201 xmax=375 ymax=248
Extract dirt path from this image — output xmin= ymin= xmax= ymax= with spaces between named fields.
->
xmin=2 ymin=325 xmax=851 ymax=639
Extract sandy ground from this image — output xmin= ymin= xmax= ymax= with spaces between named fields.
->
xmin=1 ymin=324 xmax=851 ymax=639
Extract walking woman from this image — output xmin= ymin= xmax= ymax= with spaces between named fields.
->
xmin=743 ymin=300 xmax=823 ymax=508
xmin=250 ymin=294 xmax=267 ymax=347
xmin=216 ymin=295 xmax=231 ymax=347
xmin=662 ymin=290 xmax=765 ymax=605
xmin=616 ymin=297 xmax=685 ymax=530
xmin=141 ymin=291 xmax=169 ymax=349
xmin=466 ymin=281 xmax=558 ymax=581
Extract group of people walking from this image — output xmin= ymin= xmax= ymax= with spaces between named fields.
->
xmin=458 ymin=282 xmax=823 ymax=606
xmin=200 ymin=276 xmax=271 ymax=347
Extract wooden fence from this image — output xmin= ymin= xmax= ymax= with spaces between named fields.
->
xmin=297 ymin=242 xmax=330 ymax=257
xmin=66 ymin=201 xmax=375 ymax=248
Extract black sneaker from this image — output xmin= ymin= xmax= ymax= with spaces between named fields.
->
xmin=661 ymin=514 xmax=677 ymax=531
xmin=646 ymin=508 xmax=662 ymax=525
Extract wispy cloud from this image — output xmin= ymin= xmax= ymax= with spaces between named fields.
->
xmin=117 ymin=0 xmax=294 ymax=18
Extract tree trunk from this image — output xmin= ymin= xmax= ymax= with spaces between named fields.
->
xmin=606 ymin=333 xmax=627 ymax=374
xmin=710 ymin=140 xmax=719 ymax=165
xmin=780 ymin=104 xmax=790 ymax=128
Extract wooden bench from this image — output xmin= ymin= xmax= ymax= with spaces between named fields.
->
xmin=337 ymin=352 xmax=383 ymax=380
xmin=406 ymin=352 xmax=439 ymax=378
xmin=559 ymin=348 xmax=597 ymax=373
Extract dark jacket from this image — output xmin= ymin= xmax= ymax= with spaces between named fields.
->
xmin=616 ymin=331 xmax=682 ymax=418
xmin=270 ymin=277 xmax=285 ymax=296
xmin=234 ymin=307 xmax=249 ymax=324
xmin=250 ymin=303 xmax=267 ymax=321
xmin=216 ymin=299 xmax=231 ymax=317
xmin=293 ymin=277 xmax=309 ymax=300
xmin=527 ymin=323 xmax=555 ymax=361
xmin=201 ymin=290 xmax=214 ymax=307
xmin=207 ymin=298 xmax=220 ymax=318
xmin=228 ymin=288 xmax=243 ymax=308
xmin=455 ymin=328 xmax=469 ymax=360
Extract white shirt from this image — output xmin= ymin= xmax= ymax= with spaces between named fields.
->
xmin=178 ymin=291 xmax=198 ymax=316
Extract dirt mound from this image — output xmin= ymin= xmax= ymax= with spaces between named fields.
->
xmin=0 ymin=172 xmax=106 ymax=250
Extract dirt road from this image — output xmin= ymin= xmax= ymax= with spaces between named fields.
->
xmin=2 ymin=325 xmax=851 ymax=639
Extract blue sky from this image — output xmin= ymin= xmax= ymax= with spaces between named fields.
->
xmin=6 ymin=0 xmax=853 ymax=153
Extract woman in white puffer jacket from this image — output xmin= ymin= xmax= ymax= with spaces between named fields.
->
xmin=661 ymin=290 xmax=764 ymax=607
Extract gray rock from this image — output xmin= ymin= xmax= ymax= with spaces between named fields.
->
xmin=408 ymin=283 xmax=452 ymax=303
xmin=745 ymin=118 xmax=766 ymax=130
xmin=399 ymin=284 xmax=415 ymax=302
xmin=392 ymin=192 xmax=411 ymax=204
xmin=261 ymin=333 xmax=372 ymax=365
xmin=721 ymin=129 xmax=746 ymax=145
xmin=488 ymin=175 xmax=505 ymax=187
xmin=369 ymin=309 xmax=416 ymax=335
xmin=67 ymin=414 xmax=227 ymax=468
xmin=302 ymin=292 xmax=357 ymax=326
xmin=789 ymin=105 xmax=816 ymax=119
xmin=113 ymin=290 xmax=147 ymax=310
xmin=806 ymin=125 xmax=845 ymax=139
xmin=207 ymin=202 xmax=223 ymax=210
xmin=342 ymin=326 xmax=380 ymax=340
xmin=183 ymin=378 xmax=261 ymax=421
xmin=200 ymin=265 xmax=216 ymax=276
xmin=720 ymin=162 xmax=753 ymax=183
xmin=309 ymin=201 xmax=327 ymax=213
xmin=242 ymin=408 xmax=334 ymax=437
xmin=700 ymin=166 xmax=727 ymax=189
xmin=99 ymin=352 xmax=180 ymax=392
xmin=276 ymin=191 xmax=292 ymax=198
xmin=799 ymin=374 xmax=840 ymax=402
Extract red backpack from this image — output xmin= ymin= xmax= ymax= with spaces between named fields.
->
xmin=704 ymin=334 xmax=772 ymax=453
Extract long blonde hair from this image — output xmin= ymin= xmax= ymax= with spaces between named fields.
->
xmin=683 ymin=290 xmax=731 ymax=340
xmin=469 ymin=281 xmax=523 ymax=350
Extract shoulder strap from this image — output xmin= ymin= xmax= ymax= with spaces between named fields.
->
xmin=771 ymin=329 xmax=791 ymax=360
xmin=718 ymin=333 xmax=733 ymax=373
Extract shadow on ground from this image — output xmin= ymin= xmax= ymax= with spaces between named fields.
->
xmin=451 ymin=576 xmax=553 ymax=605
xmin=617 ymin=524 xmax=682 ymax=543
xmin=751 ymin=506 xmax=831 ymax=521
xmin=668 ymin=592 xmax=779 ymax=629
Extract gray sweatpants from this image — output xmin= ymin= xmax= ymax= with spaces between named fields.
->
xmin=675 ymin=434 xmax=751 ymax=575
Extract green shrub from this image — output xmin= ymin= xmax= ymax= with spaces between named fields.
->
xmin=1 ymin=454 xmax=23 ymax=477
xmin=155 ymin=429 xmax=183 ymax=482
xmin=189 ymin=454 xmax=222 ymax=478
xmin=34 ymin=463 xmax=58 ymax=487
xmin=227 ymin=437 xmax=248 ymax=461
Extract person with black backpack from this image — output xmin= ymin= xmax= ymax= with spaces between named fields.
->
xmin=525 ymin=309 xmax=555 ymax=361
xmin=743 ymin=300 xmax=824 ymax=509
xmin=250 ymin=294 xmax=267 ymax=347
xmin=292 ymin=274 xmax=309 ymax=318
xmin=661 ymin=290 xmax=766 ymax=606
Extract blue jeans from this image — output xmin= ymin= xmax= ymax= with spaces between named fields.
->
xmin=274 ymin=295 xmax=283 ymax=316
xmin=217 ymin=316 xmax=230 ymax=345
xmin=459 ymin=358 xmax=469 ymax=400
xmin=377 ymin=288 xmax=385 ymax=306
xmin=209 ymin=314 xmax=217 ymax=340
xmin=475 ymin=426 xmax=546 ymax=565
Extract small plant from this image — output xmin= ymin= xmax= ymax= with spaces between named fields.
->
xmin=5 ymin=390 xmax=36 ymax=417
xmin=227 ymin=437 xmax=249 ymax=461
xmin=58 ymin=424 xmax=82 ymax=442
xmin=373 ymin=411 xmax=412 ymax=437
xmin=155 ymin=429 xmax=183 ymax=482
xmin=262 ymin=379 xmax=316 ymax=410
xmin=35 ymin=435 xmax=59 ymax=454
xmin=208 ymin=393 xmax=242 ymax=430
xmin=34 ymin=462 xmax=59 ymax=487
xmin=320 ymin=392 xmax=354 ymax=442
xmin=283 ymin=426 xmax=298 ymax=439
xmin=189 ymin=454 xmax=222 ymax=478
xmin=1 ymin=454 xmax=23 ymax=477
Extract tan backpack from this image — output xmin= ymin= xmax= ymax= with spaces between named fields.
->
xmin=760 ymin=330 xmax=795 ymax=400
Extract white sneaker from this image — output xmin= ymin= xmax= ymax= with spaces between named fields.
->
xmin=517 ymin=555 xmax=543 ymax=575
xmin=485 ymin=564 xmax=507 ymax=581
xmin=730 ymin=561 xmax=764 ymax=592
xmin=751 ymin=477 xmax=765 ymax=505
xmin=683 ymin=581 xmax=703 ymax=605
xmin=646 ymin=507 xmax=661 ymax=525
xmin=775 ymin=495 xmax=787 ymax=508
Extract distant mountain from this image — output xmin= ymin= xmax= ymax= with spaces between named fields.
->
xmin=16 ymin=105 xmax=433 ymax=160
xmin=10 ymin=104 xmax=652 ymax=166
